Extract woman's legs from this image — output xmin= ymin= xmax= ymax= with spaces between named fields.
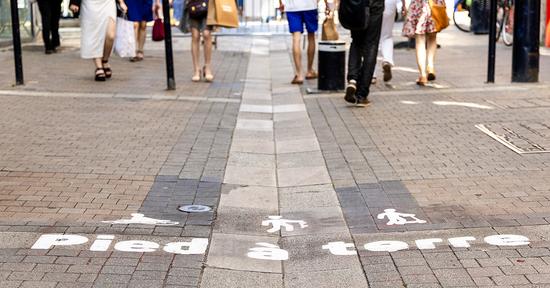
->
xmin=203 ymin=29 xmax=213 ymax=79
xmin=191 ymin=28 xmax=201 ymax=80
xmin=426 ymin=33 xmax=437 ymax=72
xmin=415 ymin=34 xmax=427 ymax=79
xmin=136 ymin=21 xmax=147 ymax=56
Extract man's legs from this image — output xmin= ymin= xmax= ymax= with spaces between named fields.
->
xmin=291 ymin=32 xmax=303 ymax=81
xmin=37 ymin=0 xmax=53 ymax=52
xmin=51 ymin=0 xmax=63 ymax=49
xmin=306 ymin=32 xmax=316 ymax=78
xmin=356 ymin=7 xmax=384 ymax=99
xmin=345 ymin=29 xmax=366 ymax=103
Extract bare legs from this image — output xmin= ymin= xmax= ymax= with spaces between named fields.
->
xmin=414 ymin=32 xmax=437 ymax=83
xmin=291 ymin=32 xmax=316 ymax=82
xmin=191 ymin=27 xmax=213 ymax=81
xmin=135 ymin=21 xmax=147 ymax=58
xmin=93 ymin=18 xmax=117 ymax=79
xmin=306 ymin=32 xmax=316 ymax=78
xmin=291 ymin=32 xmax=303 ymax=81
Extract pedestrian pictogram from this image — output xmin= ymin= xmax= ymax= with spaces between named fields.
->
xmin=377 ymin=209 xmax=427 ymax=226
xmin=102 ymin=213 xmax=179 ymax=226
xmin=261 ymin=216 xmax=308 ymax=233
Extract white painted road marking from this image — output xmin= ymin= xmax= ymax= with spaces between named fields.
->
xmin=247 ymin=243 xmax=289 ymax=260
xmin=261 ymin=216 xmax=308 ymax=233
xmin=377 ymin=209 xmax=427 ymax=225
xmin=101 ymin=213 xmax=179 ymax=226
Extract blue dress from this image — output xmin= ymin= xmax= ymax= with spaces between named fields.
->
xmin=126 ymin=0 xmax=154 ymax=22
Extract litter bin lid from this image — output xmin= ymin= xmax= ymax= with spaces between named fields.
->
xmin=319 ymin=41 xmax=346 ymax=52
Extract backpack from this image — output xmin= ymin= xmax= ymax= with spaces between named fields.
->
xmin=338 ymin=0 xmax=370 ymax=30
xmin=187 ymin=0 xmax=209 ymax=19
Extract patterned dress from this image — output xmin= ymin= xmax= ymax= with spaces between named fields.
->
xmin=402 ymin=0 xmax=446 ymax=37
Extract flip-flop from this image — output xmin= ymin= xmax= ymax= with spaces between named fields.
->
xmin=305 ymin=72 xmax=318 ymax=80
xmin=291 ymin=76 xmax=304 ymax=85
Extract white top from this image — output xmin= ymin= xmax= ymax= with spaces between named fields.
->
xmin=284 ymin=0 xmax=318 ymax=12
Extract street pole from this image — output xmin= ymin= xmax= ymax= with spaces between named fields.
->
xmin=162 ymin=0 xmax=176 ymax=90
xmin=10 ymin=0 xmax=24 ymax=85
xmin=512 ymin=0 xmax=540 ymax=82
xmin=487 ymin=0 xmax=497 ymax=83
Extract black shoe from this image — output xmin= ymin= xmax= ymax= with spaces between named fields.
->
xmin=95 ymin=68 xmax=106 ymax=82
xmin=345 ymin=80 xmax=357 ymax=104
xmin=102 ymin=60 xmax=112 ymax=79
xmin=382 ymin=62 xmax=392 ymax=82
xmin=45 ymin=49 xmax=54 ymax=55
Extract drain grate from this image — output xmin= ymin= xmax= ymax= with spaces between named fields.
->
xmin=476 ymin=122 xmax=550 ymax=154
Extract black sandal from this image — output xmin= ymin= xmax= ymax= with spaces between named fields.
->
xmin=95 ymin=68 xmax=106 ymax=82
xmin=102 ymin=60 xmax=112 ymax=79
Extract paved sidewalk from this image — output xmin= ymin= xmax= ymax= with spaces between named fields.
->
xmin=1 ymin=24 xmax=550 ymax=288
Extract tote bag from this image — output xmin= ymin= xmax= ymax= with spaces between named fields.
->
xmin=152 ymin=18 xmax=165 ymax=41
xmin=429 ymin=0 xmax=449 ymax=32
xmin=207 ymin=0 xmax=239 ymax=28
xmin=322 ymin=16 xmax=339 ymax=41
xmin=114 ymin=16 xmax=136 ymax=58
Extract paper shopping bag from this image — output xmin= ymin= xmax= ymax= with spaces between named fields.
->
xmin=207 ymin=0 xmax=238 ymax=28
xmin=114 ymin=17 xmax=136 ymax=58
xmin=322 ymin=16 xmax=339 ymax=41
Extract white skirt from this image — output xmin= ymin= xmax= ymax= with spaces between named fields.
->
xmin=80 ymin=0 xmax=117 ymax=59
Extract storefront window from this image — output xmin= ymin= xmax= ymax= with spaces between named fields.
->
xmin=0 ymin=0 xmax=33 ymax=45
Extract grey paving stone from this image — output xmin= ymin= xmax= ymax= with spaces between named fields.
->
xmin=285 ymin=268 xmax=368 ymax=288
xmin=200 ymin=267 xmax=282 ymax=288
xmin=206 ymin=233 xmax=281 ymax=273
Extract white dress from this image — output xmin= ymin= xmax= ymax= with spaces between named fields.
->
xmin=80 ymin=0 xmax=116 ymax=59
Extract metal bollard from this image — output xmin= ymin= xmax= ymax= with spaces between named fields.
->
xmin=512 ymin=0 xmax=540 ymax=82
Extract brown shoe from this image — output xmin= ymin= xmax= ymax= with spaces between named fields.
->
xmin=382 ymin=62 xmax=392 ymax=82
xmin=291 ymin=75 xmax=304 ymax=85
xmin=305 ymin=71 xmax=318 ymax=80
xmin=416 ymin=76 xmax=428 ymax=86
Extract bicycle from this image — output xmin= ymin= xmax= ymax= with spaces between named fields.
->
xmin=496 ymin=0 xmax=514 ymax=46
xmin=453 ymin=0 xmax=513 ymax=46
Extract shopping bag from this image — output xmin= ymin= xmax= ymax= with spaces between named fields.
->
xmin=114 ymin=16 xmax=136 ymax=58
xmin=207 ymin=0 xmax=238 ymax=28
xmin=152 ymin=18 xmax=165 ymax=41
xmin=429 ymin=0 xmax=449 ymax=32
xmin=206 ymin=0 xmax=217 ymax=26
xmin=322 ymin=16 xmax=339 ymax=41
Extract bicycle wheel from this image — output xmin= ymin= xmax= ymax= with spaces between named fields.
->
xmin=453 ymin=1 xmax=472 ymax=32
xmin=495 ymin=6 xmax=504 ymax=42
xmin=502 ymin=8 xmax=513 ymax=46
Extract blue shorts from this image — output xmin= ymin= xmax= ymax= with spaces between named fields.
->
xmin=126 ymin=0 xmax=154 ymax=22
xmin=286 ymin=9 xmax=318 ymax=34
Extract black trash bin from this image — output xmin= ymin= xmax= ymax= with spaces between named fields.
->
xmin=318 ymin=41 xmax=346 ymax=91
xmin=470 ymin=0 xmax=490 ymax=34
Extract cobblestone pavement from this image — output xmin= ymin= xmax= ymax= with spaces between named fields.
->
xmin=1 ymin=24 xmax=550 ymax=288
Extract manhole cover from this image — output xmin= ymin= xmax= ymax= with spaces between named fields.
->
xmin=178 ymin=205 xmax=212 ymax=213
xmin=476 ymin=122 xmax=550 ymax=154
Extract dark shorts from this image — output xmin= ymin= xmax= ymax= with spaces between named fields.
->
xmin=127 ymin=0 xmax=154 ymax=22
xmin=189 ymin=16 xmax=212 ymax=32
xmin=286 ymin=9 xmax=318 ymax=34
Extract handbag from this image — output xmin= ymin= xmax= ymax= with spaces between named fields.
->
xmin=338 ymin=0 xmax=369 ymax=30
xmin=429 ymin=0 xmax=449 ymax=32
xmin=187 ymin=0 xmax=209 ymax=19
xmin=322 ymin=16 xmax=339 ymax=41
xmin=152 ymin=18 xmax=165 ymax=41
xmin=114 ymin=15 xmax=136 ymax=58
xmin=206 ymin=0 xmax=239 ymax=28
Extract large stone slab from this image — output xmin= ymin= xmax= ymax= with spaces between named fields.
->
xmin=277 ymin=166 xmax=332 ymax=187
xmin=224 ymin=166 xmax=276 ymax=187
xmin=206 ymin=233 xmax=281 ymax=273
xmin=200 ymin=268 xmax=282 ymax=288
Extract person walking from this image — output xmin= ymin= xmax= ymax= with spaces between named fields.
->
xmin=341 ymin=0 xmax=385 ymax=104
xmin=37 ymin=0 xmax=63 ymax=54
xmin=127 ymin=0 xmax=161 ymax=62
xmin=402 ymin=0 xmax=445 ymax=85
xmin=70 ymin=0 xmax=127 ymax=81
xmin=179 ymin=0 xmax=214 ymax=82
xmin=372 ymin=0 xmax=406 ymax=83
xmin=279 ymin=0 xmax=329 ymax=85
